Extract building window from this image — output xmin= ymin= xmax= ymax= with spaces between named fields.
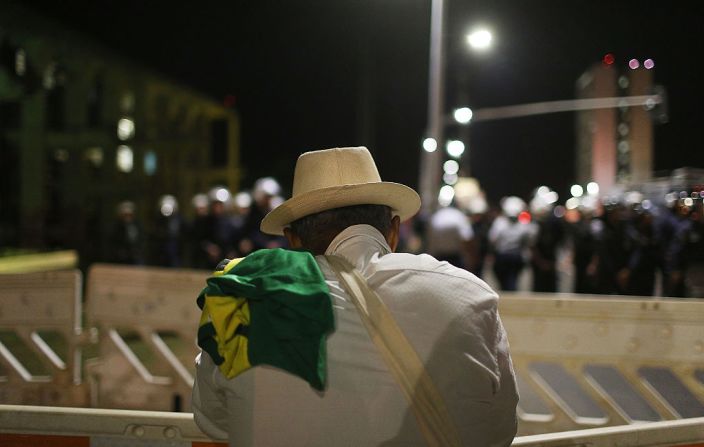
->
xmin=210 ymin=119 xmax=228 ymax=167
xmin=144 ymin=150 xmax=157 ymax=176
xmin=44 ymin=63 xmax=67 ymax=131
xmin=117 ymin=117 xmax=135 ymax=141
xmin=46 ymin=86 xmax=66 ymax=131
xmin=87 ymin=74 xmax=104 ymax=128
xmin=116 ymin=145 xmax=134 ymax=173
xmin=0 ymin=102 xmax=21 ymax=129
xmin=85 ymin=147 xmax=104 ymax=168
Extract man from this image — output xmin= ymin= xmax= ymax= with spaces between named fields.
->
xmin=425 ymin=200 xmax=477 ymax=271
xmin=192 ymin=147 xmax=518 ymax=446
xmin=488 ymin=196 xmax=534 ymax=291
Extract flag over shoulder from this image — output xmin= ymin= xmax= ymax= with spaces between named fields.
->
xmin=197 ymin=248 xmax=334 ymax=390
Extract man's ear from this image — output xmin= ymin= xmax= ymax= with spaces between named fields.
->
xmin=284 ymin=227 xmax=303 ymax=249
xmin=386 ymin=215 xmax=401 ymax=252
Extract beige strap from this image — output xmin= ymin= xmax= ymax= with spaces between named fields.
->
xmin=325 ymin=255 xmax=461 ymax=447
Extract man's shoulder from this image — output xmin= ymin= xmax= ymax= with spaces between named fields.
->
xmin=374 ymin=252 xmax=498 ymax=298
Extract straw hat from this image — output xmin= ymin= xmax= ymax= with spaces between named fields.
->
xmin=260 ymin=147 xmax=421 ymax=235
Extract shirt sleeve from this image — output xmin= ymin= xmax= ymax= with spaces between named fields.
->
xmin=192 ymin=351 xmax=230 ymax=440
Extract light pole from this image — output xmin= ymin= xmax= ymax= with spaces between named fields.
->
xmin=419 ymin=8 xmax=493 ymax=214
xmin=418 ymin=0 xmax=446 ymax=215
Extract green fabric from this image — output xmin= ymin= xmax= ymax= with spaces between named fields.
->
xmin=197 ymin=248 xmax=334 ymax=390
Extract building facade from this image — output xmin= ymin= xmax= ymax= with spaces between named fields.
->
xmin=0 ymin=5 xmax=241 ymax=266
xmin=575 ymin=61 xmax=662 ymax=194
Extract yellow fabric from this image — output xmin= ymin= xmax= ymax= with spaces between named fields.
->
xmin=204 ymin=295 xmax=252 ymax=378
xmin=213 ymin=258 xmax=243 ymax=276
xmin=201 ymin=257 xmax=252 ymax=379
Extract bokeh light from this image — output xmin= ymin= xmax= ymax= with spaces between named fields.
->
xmin=438 ymin=185 xmax=455 ymax=207
xmin=453 ymin=107 xmax=473 ymax=124
xmin=570 ymin=184 xmax=584 ymax=197
xmin=446 ymin=140 xmax=465 ymax=158
xmin=423 ymin=137 xmax=437 ymax=153
xmin=586 ymin=181 xmax=599 ymax=195
xmin=467 ymin=29 xmax=493 ymax=50
xmin=443 ymin=159 xmax=460 ymax=175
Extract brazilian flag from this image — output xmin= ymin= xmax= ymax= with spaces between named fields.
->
xmin=197 ymin=248 xmax=334 ymax=391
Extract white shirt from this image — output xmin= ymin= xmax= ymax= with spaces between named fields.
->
xmin=426 ymin=206 xmax=474 ymax=256
xmin=192 ymin=224 xmax=518 ymax=446
xmin=488 ymin=215 xmax=536 ymax=255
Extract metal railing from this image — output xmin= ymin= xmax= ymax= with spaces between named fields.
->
xmin=0 ymin=405 xmax=702 ymax=446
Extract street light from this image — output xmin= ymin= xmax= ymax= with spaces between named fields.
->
xmin=420 ymin=0 xmax=493 ymax=213
xmin=453 ymin=107 xmax=473 ymax=124
xmin=422 ymin=137 xmax=438 ymax=153
xmin=466 ymin=28 xmax=493 ymax=51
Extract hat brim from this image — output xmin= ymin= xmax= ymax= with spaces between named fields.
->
xmin=260 ymin=182 xmax=421 ymax=235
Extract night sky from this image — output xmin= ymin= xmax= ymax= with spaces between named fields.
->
xmin=19 ymin=0 xmax=704 ymax=204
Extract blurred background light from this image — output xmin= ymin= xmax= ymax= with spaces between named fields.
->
xmin=443 ymin=173 xmax=459 ymax=185
xmin=467 ymin=29 xmax=493 ymax=50
xmin=628 ymin=58 xmax=640 ymax=69
xmin=553 ymin=205 xmax=566 ymax=218
xmin=602 ymin=53 xmax=615 ymax=65
xmin=422 ymin=137 xmax=438 ymax=153
xmin=545 ymin=191 xmax=559 ymax=204
xmin=446 ymin=140 xmax=465 ymax=158
xmin=438 ymin=185 xmax=455 ymax=207
xmin=443 ymin=159 xmax=460 ymax=175
xmin=586 ymin=181 xmax=599 ymax=195
xmin=144 ymin=150 xmax=157 ymax=176
xmin=566 ymin=197 xmax=580 ymax=210
xmin=116 ymin=145 xmax=134 ymax=173
xmin=518 ymin=210 xmax=531 ymax=224
xmin=453 ymin=107 xmax=473 ymax=124
xmin=85 ymin=147 xmax=103 ymax=167
xmin=570 ymin=184 xmax=584 ymax=197
xmin=117 ymin=118 xmax=135 ymax=141
xmin=644 ymin=58 xmax=655 ymax=69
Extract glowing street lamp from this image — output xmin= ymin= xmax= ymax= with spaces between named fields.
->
xmin=422 ymin=137 xmax=438 ymax=153
xmin=453 ymin=107 xmax=473 ymax=124
xmin=467 ymin=28 xmax=493 ymax=51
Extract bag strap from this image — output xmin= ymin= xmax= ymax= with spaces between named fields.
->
xmin=325 ymin=255 xmax=461 ymax=447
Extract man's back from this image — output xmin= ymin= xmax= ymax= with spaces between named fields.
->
xmin=193 ymin=224 xmax=518 ymax=446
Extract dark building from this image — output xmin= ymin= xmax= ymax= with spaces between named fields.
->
xmin=0 ymin=4 xmax=241 ymax=265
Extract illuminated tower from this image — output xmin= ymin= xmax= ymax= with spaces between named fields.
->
xmin=575 ymin=57 xmax=662 ymax=193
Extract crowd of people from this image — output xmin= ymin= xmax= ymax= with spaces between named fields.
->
xmin=422 ymin=187 xmax=704 ymax=298
xmin=106 ymin=177 xmax=704 ymax=298
xmin=106 ymin=176 xmax=287 ymax=270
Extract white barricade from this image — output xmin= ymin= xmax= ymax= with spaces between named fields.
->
xmin=3 ymin=265 xmax=704 ymax=438
xmin=85 ymin=263 xmax=209 ymax=412
xmin=500 ymin=292 xmax=704 ymax=435
xmin=0 ymin=270 xmax=87 ymax=406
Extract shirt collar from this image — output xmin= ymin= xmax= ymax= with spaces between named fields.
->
xmin=324 ymin=224 xmax=391 ymax=264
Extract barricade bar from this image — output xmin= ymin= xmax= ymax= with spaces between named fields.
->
xmin=0 ymin=404 xmax=226 ymax=445
xmin=1 ymin=405 xmax=702 ymax=446
xmin=512 ymin=416 xmax=704 ymax=446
